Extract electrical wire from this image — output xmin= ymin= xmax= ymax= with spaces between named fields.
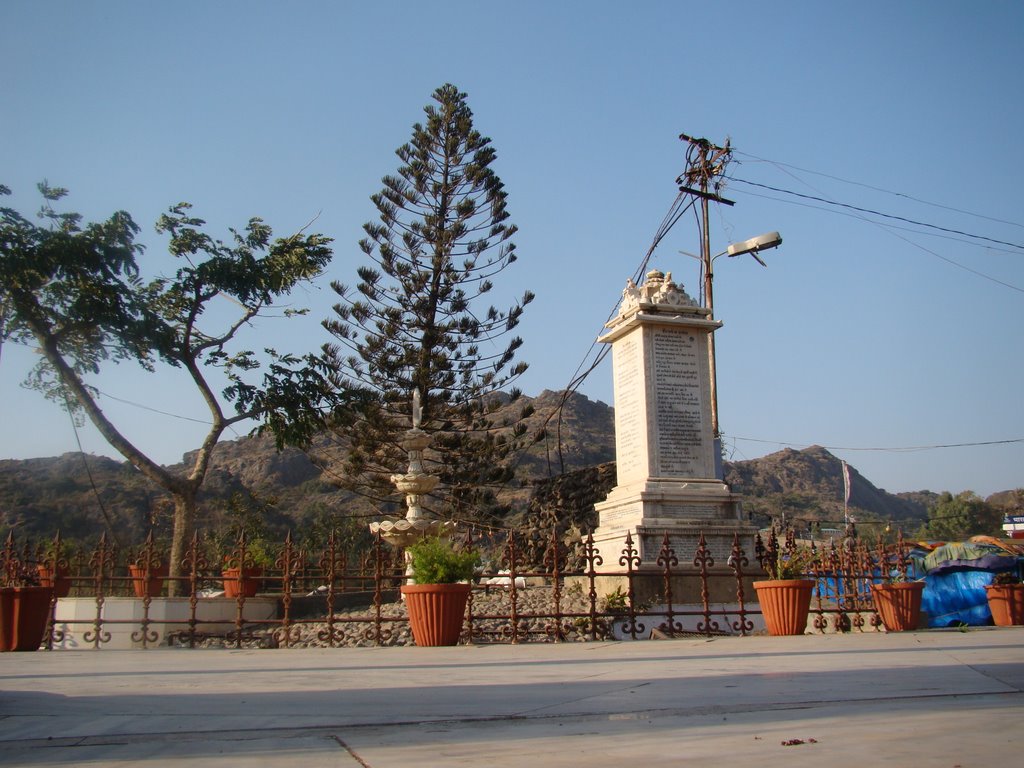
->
xmin=536 ymin=192 xmax=697 ymax=476
xmin=733 ymin=149 xmax=1024 ymax=231
xmin=733 ymin=185 xmax=1024 ymax=256
xmin=727 ymin=176 xmax=1024 ymax=252
xmin=729 ymin=435 xmax=1024 ymax=453
xmin=872 ymin=218 xmax=1024 ymax=293
xmin=725 ymin=165 xmax=1024 ymax=293
xmin=60 ymin=390 xmax=122 ymax=547
xmin=737 ymin=183 xmax=1024 ymax=293
xmin=95 ymin=389 xmax=221 ymax=426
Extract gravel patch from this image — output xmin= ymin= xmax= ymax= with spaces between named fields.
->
xmin=173 ymin=585 xmax=617 ymax=648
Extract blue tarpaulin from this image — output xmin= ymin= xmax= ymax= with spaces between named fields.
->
xmin=922 ymin=569 xmax=998 ymax=627
xmin=917 ymin=537 xmax=1023 ymax=626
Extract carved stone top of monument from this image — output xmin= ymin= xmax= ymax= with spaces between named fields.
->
xmin=618 ymin=269 xmax=705 ymax=321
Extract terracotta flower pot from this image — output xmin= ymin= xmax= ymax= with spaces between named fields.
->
xmin=871 ymin=582 xmax=924 ymax=632
xmin=222 ymin=567 xmax=263 ymax=598
xmin=37 ymin=565 xmax=72 ymax=598
xmin=985 ymin=584 xmax=1024 ymax=626
xmin=129 ymin=563 xmax=169 ymax=598
xmin=402 ymin=583 xmax=471 ymax=646
xmin=753 ymin=579 xmax=814 ymax=636
xmin=0 ymin=586 xmax=54 ymax=652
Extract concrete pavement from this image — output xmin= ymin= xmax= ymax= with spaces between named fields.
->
xmin=0 ymin=628 xmax=1021 ymax=767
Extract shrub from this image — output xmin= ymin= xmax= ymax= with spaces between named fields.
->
xmin=407 ymin=536 xmax=479 ymax=584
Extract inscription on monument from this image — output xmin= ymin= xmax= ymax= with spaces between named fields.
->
xmin=656 ymin=503 xmax=721 ymax=520
xmin=651 ymin=327 xmax=708 ymax=477
xmin=613 ymin=334 xmax=645 ymax=480
xmin=597 ymin=506 xmax=637 ymax=530
xmin=640 ymin=533 xmax=737 ymax=566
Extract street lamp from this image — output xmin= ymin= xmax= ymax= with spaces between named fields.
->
xmin=706 ymin=231 xmax=783 ymax=312
xmin=700 ymin=231 xmax=783 ymax=476
xmin=726 ymin=231 xmax=783 ymax=264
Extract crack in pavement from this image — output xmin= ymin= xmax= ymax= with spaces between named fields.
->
xmin=5 ymin=688 xmax=1021 ymax=751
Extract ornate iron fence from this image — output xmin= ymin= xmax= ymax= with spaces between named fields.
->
xmin=1 ymin=524 xmax=920 ymax=649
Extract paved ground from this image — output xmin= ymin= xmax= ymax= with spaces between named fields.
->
xmin=0 ymin=628 xmax=1021 ymax=767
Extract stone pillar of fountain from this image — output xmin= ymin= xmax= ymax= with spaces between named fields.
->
xmin=369 ymin=391 xmax=455 ymax=578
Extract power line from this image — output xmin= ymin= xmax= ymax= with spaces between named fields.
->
xmin=731 ymin=180 xmax=1024 ymax=293
xmin=871 ymin=218 xmax=1024 ymax=294
xmin=734 ymin=185 xmax=1023 ymax=255
xmin=60 ymin=389 xmax=122 ymax=546
xmin=727 ymin=176 xmax=1024 ymax=252
xmin=1 ymin=339 xmax=237 ymax=428
xmin=540 ymin=192 xmax=697 ymax=476
xmin=729 ymin=435 xmax=1024 ymax=453
xmin=733 ymin=150 xmax=1024 ymax=231
xmin=96 ymin=390 xmax=216 ymax=425
xmin=93 ymin=390 xmax=244 ymax=443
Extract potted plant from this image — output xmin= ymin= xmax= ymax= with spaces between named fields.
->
xmin=128 ymin=536 xmax=169 ymax=598
xmin=212 ymin=494 xmax=279 ymax=598
xmin=753 ymin=545 xmax=816 ymax=636
xmin=985 ymin=571 xmax=1024 ymax=626
xmin=402 ymin=536 xmax=480 ymax=646
xmin=870 ymin=563 xmax=925 ymax=632
xmin=37 ymin=539 xmax=74 ymax=599
xmin=128 ymin=560 xmax=170 ymax=598
xmin=1 ymin=562 xmax=54 ymax=652
xmin=222 ymin=538 xmax=275 ymax=599
xmin=125 ymin=536 xmax=169 ymax=602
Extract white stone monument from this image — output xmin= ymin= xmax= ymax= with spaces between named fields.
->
xmin=591 ymin=269 xmax=755 ymax=579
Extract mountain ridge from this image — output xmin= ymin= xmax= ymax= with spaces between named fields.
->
xmin=1 ymin=390 xmax=1011 ymax=542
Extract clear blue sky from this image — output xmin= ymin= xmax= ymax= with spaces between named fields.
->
xmin=2 ymin=1 xmax=1022 ymax=497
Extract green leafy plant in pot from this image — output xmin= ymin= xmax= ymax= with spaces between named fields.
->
xmin=753 ymin=543 xmax=816 ymax=636
xmin=222 ymin=537 xmax=275 ymax=599
xmin=213 ymin=492 xmax=278 ymax=598
xmin=402 ymin=536 xmax=480 ymax=646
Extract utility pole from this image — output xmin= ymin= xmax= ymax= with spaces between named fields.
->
xmin=676 ymin=133 xmax=734 ymax=453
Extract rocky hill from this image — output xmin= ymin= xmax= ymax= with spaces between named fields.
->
xmin=1 ymin=390 xmax=1008 ymax=544
xmin=725 ymin=445 xmax=933 ymax=528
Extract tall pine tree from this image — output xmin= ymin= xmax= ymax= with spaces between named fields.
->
xmin=321 ymin=84 xmax=535 ymax=524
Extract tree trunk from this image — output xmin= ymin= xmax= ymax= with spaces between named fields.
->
xmin=167 ymin=493 xmax=198 ymax=597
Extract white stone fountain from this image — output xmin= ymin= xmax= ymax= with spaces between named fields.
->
xmin=369 ymin=391 xmax=455 ymax=571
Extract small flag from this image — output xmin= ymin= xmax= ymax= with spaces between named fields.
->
xmin=841 ymin=460 xmax=851 ymax=525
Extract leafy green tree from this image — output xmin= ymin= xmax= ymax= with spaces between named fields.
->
xmin=1 ymin=182 xmax=336 ymax=591
xmin=320 ymin=84 xmax=536 ymax=524
xmin=926 ymin=491 xmax=1002 ymax=540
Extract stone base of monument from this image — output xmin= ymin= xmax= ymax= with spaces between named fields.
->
xmin=591 ymin=522 xmax=757 ymax=567
xmin=591 ymin=479 xmax=758 ymax=598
